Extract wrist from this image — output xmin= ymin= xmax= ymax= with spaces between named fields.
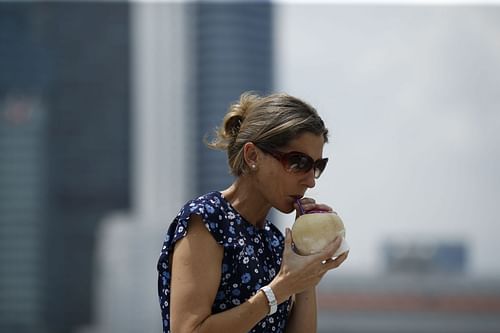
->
xmin=268 ymin=277 xmax=290 ymax=305
xmin=259 ymin=285 xmax=277 ymax=315
xmin=296 ymin=286 xmax=316 ymax=297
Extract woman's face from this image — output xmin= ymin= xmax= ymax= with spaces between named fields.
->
xmin=255 ymin=132 xmax=326 ymax=214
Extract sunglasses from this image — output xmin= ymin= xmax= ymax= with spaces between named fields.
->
xmin=255 ymin=144 xmax=328 ymax=179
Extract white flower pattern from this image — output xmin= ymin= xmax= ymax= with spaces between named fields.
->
xmin=157 ymin=191 xmax=290 ymax=333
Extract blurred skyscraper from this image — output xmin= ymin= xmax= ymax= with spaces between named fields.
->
xmin=1 ymin=7 xmax=49 ymax=333
xmin=194 ymin=2 xmax=273 ymax=195
xmin=1 ymin=3 xmax=130 ymax=333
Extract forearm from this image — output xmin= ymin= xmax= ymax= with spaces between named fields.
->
xmin=285 ymin=287 xmax=317 ymax=333
xmin=194 ymin=289 xmax=270 ymax=333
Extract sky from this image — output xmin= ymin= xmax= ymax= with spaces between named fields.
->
xmin=273 ymin=4 xmax=500 ymax=277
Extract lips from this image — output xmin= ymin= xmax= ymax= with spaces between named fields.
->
xmin=290 ymin=195 xmax=305 ymax=208
xmin=289 ymin=195 xmax=302 ymax=204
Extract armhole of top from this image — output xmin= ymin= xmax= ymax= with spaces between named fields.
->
xmin=170 ymin=213 xmax=223 ymax=272
xmin=172 ymin=211 xmax=224 ymax=248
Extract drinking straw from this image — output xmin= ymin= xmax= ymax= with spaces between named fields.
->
xmin=295 ymin=198 xmax=305 ymax=215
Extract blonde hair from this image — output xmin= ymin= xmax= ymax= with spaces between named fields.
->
xmin=206 ymin=91 xmax=329 ymax=177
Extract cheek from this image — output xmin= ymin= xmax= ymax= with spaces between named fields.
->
xmin=257 ymin=166 xmax=284 ymax=195
xmin=258 ymin=171 xmax=297 ymax=211
xmin=257 ymin=168 xmax=279 ymax=189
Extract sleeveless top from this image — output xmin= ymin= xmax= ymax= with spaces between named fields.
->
xmin=157 ymin=191 xmax=292 ymax=333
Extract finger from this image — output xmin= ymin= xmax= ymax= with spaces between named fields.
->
xmin=299 ymin=200 xmax=334 ymax=214
xmin=299 ymin=197 xmax=316 ymax=204
xmin=323 ymin=251 xmax=349 ymax=270
xmin=284 ymin=227 xmax=293 ymax=250
xmin=282 ymin=228 xmax=296 ymax=257
xmin=322 ymin=257 xmax=334 ymax=265
xmin=297 ymin=197 xmax=316 ymax=211
xmin=313 ymin=203 xmax=334 ymax=213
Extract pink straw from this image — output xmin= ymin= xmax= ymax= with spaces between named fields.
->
xmin=295 ymin=198 xmax=306 ymax=215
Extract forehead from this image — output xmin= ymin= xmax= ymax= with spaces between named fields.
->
xmin=283 ymin=132 xmax=325 ymax=159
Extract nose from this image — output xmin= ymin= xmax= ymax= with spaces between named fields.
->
xmin=303 ymin=169 xmax=316 ymax=188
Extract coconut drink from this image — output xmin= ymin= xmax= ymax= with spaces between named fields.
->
xmin=292 ymin=203 xmax=350 ymax=257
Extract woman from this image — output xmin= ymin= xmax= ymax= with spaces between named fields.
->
xmin=157 ymin=92 xmax=348 ymax=333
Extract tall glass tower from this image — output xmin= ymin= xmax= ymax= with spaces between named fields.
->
xmin=194 ymin=2 xmax=273 ymax=195
xmin=0 ymin=3 xmax=131 ymax=333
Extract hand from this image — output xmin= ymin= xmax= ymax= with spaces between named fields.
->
xmin=270 ymin=228 xmax=348 ymax=304
xmin=294 ymin=197 xmax=334 ymax=219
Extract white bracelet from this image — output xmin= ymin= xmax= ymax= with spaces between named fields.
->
xmin=259 ymin=285 xmax=277 ymax=315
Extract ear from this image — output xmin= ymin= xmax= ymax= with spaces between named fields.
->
xmin=243 ymin=142 xmax=259 ymax=168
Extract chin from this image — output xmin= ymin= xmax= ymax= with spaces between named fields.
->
xmin=275 ymin=203 xmax=295 ymax=214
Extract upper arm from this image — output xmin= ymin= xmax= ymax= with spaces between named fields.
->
xmin=170 ymin=214 xmax=224 ymax=332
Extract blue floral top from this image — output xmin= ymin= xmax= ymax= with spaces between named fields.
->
xmin=157 ymin=191 xmax=292 ymax=333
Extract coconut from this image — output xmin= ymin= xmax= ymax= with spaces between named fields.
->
xmin=292 ymin=211 xmax=349 ymax=256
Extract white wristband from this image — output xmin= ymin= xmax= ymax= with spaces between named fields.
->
xmin=259 ymin=285 xmax=277 ymax=315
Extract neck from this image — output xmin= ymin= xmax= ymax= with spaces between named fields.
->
xmin=220 ymin=177 xmax=271 ymax=229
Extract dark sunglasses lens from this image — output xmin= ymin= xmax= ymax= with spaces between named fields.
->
xmin=313 ymin=158 xmax=328 ymax=178
xmin=285 ymin=154 xmax=314 ymax=173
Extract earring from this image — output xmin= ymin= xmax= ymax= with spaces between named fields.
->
xmin=251 ymin=164 xmax=256 ymax=170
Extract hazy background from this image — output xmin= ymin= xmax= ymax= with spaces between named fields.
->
xmin=1 ymin=1 xmax=499 ymax=333
xmin=273 ymin=3 xmax=500 ymax=278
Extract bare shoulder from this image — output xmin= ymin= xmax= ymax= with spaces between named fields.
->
xmin=170 ymin=214 xmax=224 ymax=330
xmin=173 ymin=214 xmax=222 ymax=254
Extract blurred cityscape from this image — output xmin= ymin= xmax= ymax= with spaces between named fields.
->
xmin=1 ymin=2 xmax=500 ymax=333
xmin=316 ymin=247 xmax=500 ymax=333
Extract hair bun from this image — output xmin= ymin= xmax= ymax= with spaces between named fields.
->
xmin=224 ymin=92 xmax=261 ymax=137
xmin=225 ymin=114 xmax=243 ymax=138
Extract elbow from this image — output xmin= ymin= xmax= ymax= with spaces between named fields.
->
xmin=170 ymin=323 xmax=195 ymax=333
xmin=171 ymin=318 xmax=205 ymax=333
